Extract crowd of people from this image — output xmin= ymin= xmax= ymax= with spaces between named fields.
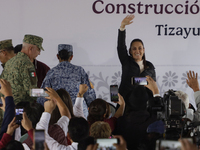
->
xmin=0 ymin=14 xmax=199 ymax=150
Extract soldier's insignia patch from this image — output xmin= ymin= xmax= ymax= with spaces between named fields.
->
xmin=30 ymin=72 xmax=36 ymax=77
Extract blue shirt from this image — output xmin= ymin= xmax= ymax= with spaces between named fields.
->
xmin=37 ymin=61 xmax=96 ymax=117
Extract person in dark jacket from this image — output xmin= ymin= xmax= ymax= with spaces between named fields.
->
xmin=113 ymin=84 xmax=158 ymax=150
xmin=117 ymin=15 xmax=156 ymax=100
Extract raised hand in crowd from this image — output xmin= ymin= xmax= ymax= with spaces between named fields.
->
xmin=113 ymin=135 xmax=127 ymax=150
xmin=89 ymin=81 xmax=94 ymax=89
xmin=45 ymin=87 xmax=62 ymax=103
xmin=21 ymin=112 xmax=33 ymax=131
xmin=145 ymin=75 xmax=159 ymax=95
xmin=120 ymin=15 xmax=135 ymax=29
xmin=44 ymin=98 xmax=56 ymax=114
xmin=6 ymin=117 xmax=19 ymax=136
xmin=116 ymin=93 xmax=125 ymax=106
xmin=45 ymin=87 xmax=71 ymax=118
xmin=0 ymin=79 xmax=13 ymax=97
xmin=0 ymin=79 xmax=15 ymax=140
xmin=186 ymin=70 xmax=200 ymax=92
xmin=179 ymin=139 xmax=198 ymax=150
xmin=77 ymin=84 xmax=88 ymax=98
xmin=114 ymin=93 xmax=125 ymax=118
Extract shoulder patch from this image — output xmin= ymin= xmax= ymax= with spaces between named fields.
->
xmin=30 ymin=72 xmax=36 ymax=77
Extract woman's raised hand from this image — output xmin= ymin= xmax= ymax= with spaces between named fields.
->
xmin=121 ymin=15 xmax=135 ymax=28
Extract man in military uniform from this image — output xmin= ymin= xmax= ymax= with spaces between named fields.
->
xmin=0 ymin=39 xmax=15 ymax=68
xmin=37 ymin=44 xmax=96 ymax=118
xmin=14 ymin=44 xmax=50 ymax=88
xmin=0 ymin=34 xmax=44 ymax=104
xmin=0 ymin=39 xmax=16 ymax=127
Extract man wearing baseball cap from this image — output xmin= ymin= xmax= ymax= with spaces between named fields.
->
xmin=0 ymin=34 xmax=44 ymax=104
xmin=14 ymin=43 xmax=50 ymax=88
xmin=37 ymin=44 xmax=96 ymax=118
xmin=0 ymin=39 xmax=16 ymax=67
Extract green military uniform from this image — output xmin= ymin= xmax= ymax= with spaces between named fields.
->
xmin=0 ymin=39 xmax=15 ymax=127
xmin=0 ymin=52 xmax=37 ymax=103
xmin=0 ymin=35 xmax=44 ymax=104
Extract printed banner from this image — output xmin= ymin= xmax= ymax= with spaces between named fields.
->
xmin=0 ymin=0 xmax=199 ymax=107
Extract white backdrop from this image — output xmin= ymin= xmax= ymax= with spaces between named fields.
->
xmin=1 ymin=0 xmax=200 ymax=107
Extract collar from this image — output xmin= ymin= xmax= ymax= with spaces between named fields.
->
xmin=136 ymin=60 xmax=143 ymax=66
xmin=1 ymin=63 xmax=5 ymax=68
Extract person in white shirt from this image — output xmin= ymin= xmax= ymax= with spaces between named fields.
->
xmin=36 ymin=88 xmax=89 ymax=150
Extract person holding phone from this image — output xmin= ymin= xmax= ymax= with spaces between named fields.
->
xmin=85 ymin=135 xmax=127 ymax=150
xmin=117 ymin=15 xmax=156 ymax=100
xmin=0 ymin=79 xmax=15 ymax=139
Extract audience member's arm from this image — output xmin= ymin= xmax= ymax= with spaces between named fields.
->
xmin=45 ymin=133 xmax=70 ymax=150
xmin=21 ymin=112 xmax=34 ymax=141
xmin=82 ymin=71 xmax=96 ymax=108
xmin=0 ymin=79 xmax=15 ymax=140
xmin=145 ymin=75 xmax=160 ymax=96
xmin=36 ymin=100 xmax=56 ymax=130
xmin=35 ymin=99 xmax=71 ymax=150
xmin=45 ymin=88 xmax=71 ymax=135
xmin=73 ymin=84 xmax=88 ymax=118
xmin=186 ymin=70 xmax=200 ymax=121
xmin=0 ymin=117 xmax=19 ymax=149
xmin=114 ymin=94 xmax=125 ymax=118
xmin=113 ymin=135 xmax=127 ymax=150
xmin=45 ymin=87 xmax=71 ymax=119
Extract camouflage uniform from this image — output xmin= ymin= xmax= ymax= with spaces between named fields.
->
xmin=0 ymin=52 xmax=37 ymax=103
xmin=0 ymin=35 xmax=44 ymax=104
xmin=0 ymin=39 xmax=14 ymax=129
xmin=23 ymin=34 xmax=44 ymax=51
xmin=0 ymin=39 xmax=13 ymax=50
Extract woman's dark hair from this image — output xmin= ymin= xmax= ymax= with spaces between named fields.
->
xmin=78 ymin=136 xmax=95 ymax=150
xmin=58 ymin=50 xmax=73 ymax=61
xmin=2 ymin=140 xmax=24 ymax=150
xmin=68 ymin=117 xmax=89 ymax=143
xmin=129 ymin=38 xmax=147 ymax=69
xmin=87 ymin=99 xmax=110 ymax=125
xmin=49 ymin=88 xmax=74 ymax=125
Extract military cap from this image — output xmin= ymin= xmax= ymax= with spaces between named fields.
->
xmin=23 ymin=34 xmax=44 ymax=51
xmin=58 ymin=44 xmax=73 ymax=53
xmin=0 ymin=39 xmax=13 ymax=50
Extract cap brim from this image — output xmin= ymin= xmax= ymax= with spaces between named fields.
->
xmin=38 ymin=45 xmax=44 ymax=51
